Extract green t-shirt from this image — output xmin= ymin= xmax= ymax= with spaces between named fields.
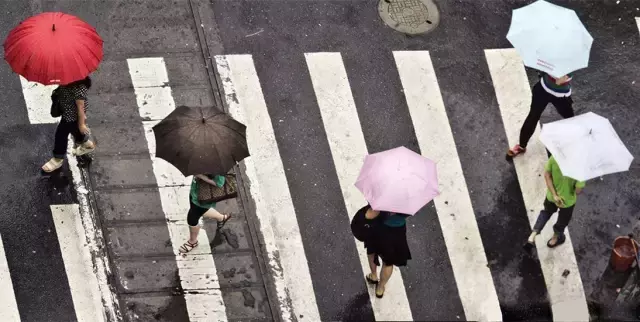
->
xmin=545 ymin=156 xmax=585 ymax=208
xmin=190 ymin=175 xmax=226 ymax=209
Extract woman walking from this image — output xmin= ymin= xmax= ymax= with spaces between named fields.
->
xmin=179 ymin=174 xmax=232 ymax=254
xmin=42 ymin=76 xmax=96 ymax=172
xmin=507 ymin=72 xmax=575 ymax=159
xmin=359 ymin=204 xmax=411 ymax=299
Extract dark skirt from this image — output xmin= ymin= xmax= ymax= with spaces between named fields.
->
xmin=365 ymin=223 xmax=412 ymax=267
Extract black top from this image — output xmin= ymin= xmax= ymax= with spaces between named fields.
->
xmin=58 ymin=84 xmax=89 ymax=122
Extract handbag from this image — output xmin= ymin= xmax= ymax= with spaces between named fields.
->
xmin=197 ymin=174 xmax=237 ymax=203
xmin=351 ymin=205 xmax=378 ymax=242
xmin=50 ymin=88 xmax=62 ymax=118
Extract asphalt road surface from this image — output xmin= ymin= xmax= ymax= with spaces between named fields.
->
xmin=210 ymin=0 xmax=640 ymax=320
xmin=0 ymin=0 xmax=638 ymax=321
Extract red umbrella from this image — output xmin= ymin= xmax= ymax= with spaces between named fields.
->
xmin=3 ymin=12 xmax=103 ymax=85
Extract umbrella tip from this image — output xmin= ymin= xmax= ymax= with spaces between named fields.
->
xmin=202 ymin=117 xmax=206 ymax=124
xmin=52 ymin=24 xmax=55 ymax=31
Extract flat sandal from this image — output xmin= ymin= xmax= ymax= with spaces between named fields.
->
xmin=179 ymin=240 xmax=198 ymax=254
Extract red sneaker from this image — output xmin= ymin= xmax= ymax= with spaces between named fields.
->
xmin=506 ymin=144 xmax=526 ymax=158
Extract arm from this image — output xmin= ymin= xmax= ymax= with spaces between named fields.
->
xmin=76 ymin=99 xmax=89 ymax=134
xmin=544 ymin=170 xmax=565 ymax=206
xmin=195 ymin=174 xmax=218 ymax=186
xmin=555 ymin=75 xmax=570 ymax=85
xmin=575 ymin=181 xmax=585 ymax=194
xmin=365 ymin=209 xmax=380 ymax=220
xmin=544 ymin=171 xmax=558 ymax=196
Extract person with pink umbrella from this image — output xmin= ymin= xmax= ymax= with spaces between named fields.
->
xmin=353 ymin=146 xmax=439 ymax=298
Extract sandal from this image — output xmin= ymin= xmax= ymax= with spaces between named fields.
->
xmin=375 ymin=284 xmax=385 ymax=298
xmin=73 ymin=141 xmax=96 ymax=156
xmin=523 ymin=241 xmax=535 ymax=254
xmin=547 ymin=234 xmax=566 ymax=248
xmin=179 ymin=240 xmax=198 ymax=254
xmin=217 ymin=213 xmax=232 ymax=230
xmin=42 ymin=158 xmax=64 ymax=173
xmin=506 ymin=144 xmax=526 ymax=159
xmin=365 ymin=273 xmax=379 ymax=285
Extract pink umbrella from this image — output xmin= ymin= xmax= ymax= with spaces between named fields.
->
xmin=355 ymin=146 xmax=439 ymax=215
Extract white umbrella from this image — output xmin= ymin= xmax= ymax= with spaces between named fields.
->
xmin=506 ymin=0 xmax=593 ymax=78
xmin=539 ymin=112 xmax=634 ymax=181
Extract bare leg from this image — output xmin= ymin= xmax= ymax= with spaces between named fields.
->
xmin=188 ymin=225 xmax=200 ymax=244
xmin=203 ymin=208 xmax=225 ymax=221
xmin=367 ymin=254 xmax=378 ymax=279
xmin=376 ymin=264 xmax=394 ymax=297
xmin=379 ymin=264 xmax=393 ymax=289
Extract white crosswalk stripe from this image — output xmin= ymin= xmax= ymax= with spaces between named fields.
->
xmin=50 ymin=204 xmax=106 ymax=322
xmin=0 ymin=233 xmax=20 ymax=322
xmin=216 ymin=54 xmax=319 ymax=322
xmin=394 ymin=51 xmax=502 ymax=321
xmin=485 ymin=49 xmax=589 ymax=321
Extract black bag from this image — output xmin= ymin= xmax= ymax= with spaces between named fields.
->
xmin=351 ymin=205 xmax=377 ymax=242
xmin=197 ymin=174 xmax=238 ymax=203
xmin=50 ymin=88 xmax=62 ymax=118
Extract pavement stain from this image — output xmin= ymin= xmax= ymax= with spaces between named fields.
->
xmin=241 ymin=289 xmax=256 ymax=307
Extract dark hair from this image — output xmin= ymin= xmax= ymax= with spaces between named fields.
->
xmin=64 ymin=76 xmax=92 ymax=89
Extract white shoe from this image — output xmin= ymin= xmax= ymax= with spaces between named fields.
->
xmin=73 ymin=142 xmax=95 ymax=156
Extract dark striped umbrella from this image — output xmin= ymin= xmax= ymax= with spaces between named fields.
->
xmin=152 ymin=105 xmax=249 ymax=176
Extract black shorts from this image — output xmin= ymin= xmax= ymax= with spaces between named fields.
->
xmin=187 ymin=200 xmax=209 ymax=226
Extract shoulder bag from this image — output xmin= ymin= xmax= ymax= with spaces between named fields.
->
xmin=197 ymin=174 xmax=238 ymax=204
xmin=50 ymin=88 xmax=62 ymax=118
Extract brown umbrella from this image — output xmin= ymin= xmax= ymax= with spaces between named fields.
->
xmin=152 ymin=105 xmax=249 ymax=176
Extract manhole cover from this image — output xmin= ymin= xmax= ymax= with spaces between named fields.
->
xmin=378 ymin=0 xmax=440 ymax=35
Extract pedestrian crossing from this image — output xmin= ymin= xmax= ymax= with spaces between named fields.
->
xmin=214 ymin=50 xmax=590 ymax=321
xmin=6 ymin=17 xmax=640 ymax=318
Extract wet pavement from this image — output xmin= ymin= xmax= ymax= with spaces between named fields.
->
xmin=209 ymin=0 xmax=640 ymax=320
xmin=1 ymin=0 xmax=278 ymax=321
xmin=0 ymin=0 xmax=638 ymax=321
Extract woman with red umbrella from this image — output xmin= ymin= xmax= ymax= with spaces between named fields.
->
xmin=42 ymin=76 xmax=96 ymax=172
xmin=3 ymin=12 xmax=103 ymax=172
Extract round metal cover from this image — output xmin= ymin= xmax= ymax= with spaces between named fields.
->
xmin=378 ymin=0 xmax=440 ymax=35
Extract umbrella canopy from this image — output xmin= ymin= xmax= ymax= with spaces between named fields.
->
xmin=506 ymin=0 xmax=593 ymax=78
xmin=152 ymin=106 xmax=250 ymax=177
xmin=539 ymin=112 xmax=634 ymax=181
xmin=354 ymin=146 xmax=439 ymax=215
xmin=3 ymin=12 xmax=103 ymax=85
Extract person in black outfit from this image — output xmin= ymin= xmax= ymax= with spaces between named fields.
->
xmin=42 ymin=77 xmax=96 ymax=172
xmin=506 ymin=72 xmax=574 ymax=159
xmin=358 ymin=204 xmax=411 ymax=299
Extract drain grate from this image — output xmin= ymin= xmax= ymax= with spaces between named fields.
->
xmin=378 ymin=0 xmax=440 ymax=35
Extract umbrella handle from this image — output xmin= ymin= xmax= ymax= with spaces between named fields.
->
xmin=52 ymin=24 xmax=55 ymax=31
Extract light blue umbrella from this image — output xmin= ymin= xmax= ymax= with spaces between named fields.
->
xmin=507 ymin=0 xmax=593 ymax=78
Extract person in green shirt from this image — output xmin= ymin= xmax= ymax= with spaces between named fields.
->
xmin=524 ymin=156 xmax=585 ymax=250
xmin=179 ymin=174 xmax=232 ymax=254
